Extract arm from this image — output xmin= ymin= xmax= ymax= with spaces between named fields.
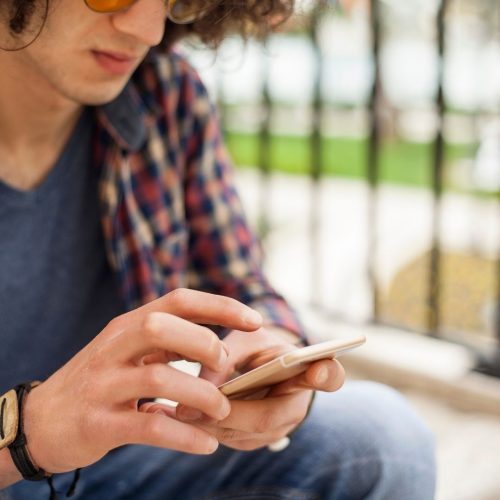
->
xmin=0 ymin=289 xmax=262 ymax=486
xmin=181 ymin=68 xmax=305 ymax=342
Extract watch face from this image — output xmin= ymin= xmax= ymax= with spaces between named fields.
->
xmin=0 ymin=390 xmax=19 ymax=448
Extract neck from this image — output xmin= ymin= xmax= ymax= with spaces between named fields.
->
xmin=0 ymin=51 xmax=84 ymax=190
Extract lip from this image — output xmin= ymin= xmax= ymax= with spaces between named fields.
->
xmin=91 ymin=50 xmax=139 ymax=76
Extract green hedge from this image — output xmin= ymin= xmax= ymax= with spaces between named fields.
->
xmin=224 ymin=131 xmax=478 ymax=189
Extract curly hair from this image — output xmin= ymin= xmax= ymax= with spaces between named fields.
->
xmin=162 ymin=1 xmax=295 ymax=48
xmin=6 ymin=0 xmax=36 ymax=34
xmin=3 ymin=0 xmax=295 ymax=50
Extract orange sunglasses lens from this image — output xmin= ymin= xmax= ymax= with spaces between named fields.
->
xmin=85 ymin=0 xmax=137 ymax=13
xmin=85 ymin=0 xmax=214 ymax=23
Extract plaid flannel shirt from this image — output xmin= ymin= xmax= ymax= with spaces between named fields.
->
xmin=92 ymin=50 xmax=305 ymax=340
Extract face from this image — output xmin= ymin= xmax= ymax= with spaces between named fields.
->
xmin=10 ymin=0 xmax=169 ymax=105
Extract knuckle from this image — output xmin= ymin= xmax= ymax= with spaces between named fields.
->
xmin=105 ymin=311 xmax=130 ymax=332
xmin=166 ymin=288 xmax=189 ymax=309
xmin=203 ymin=385 xmax=226 ymax=413
xmin=105 ymin=316 xmax=122 ymax=331
xmin=143 ymin=364 xmax=167 ymax=390
xmin=147 ymin=415 xmax=167 ymax=441
xmin=205 ymin=329 xmax=222 ymax=359
xmin=141 ymin=313 xmax=164 ymax=341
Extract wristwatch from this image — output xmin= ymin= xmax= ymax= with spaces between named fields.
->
xmin=0 ymin=389 xmax=19 ymax=449
xmin=0 ymin=382 xmax=50 ymax=481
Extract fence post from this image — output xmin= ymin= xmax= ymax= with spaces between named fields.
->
xmin=428 ymin=0 xmax=448 ymax=335
xmin=309 ymin=2 xmax=325 ymax=308
xmin=368 ymin=0 xmax=382 ymax=322
xmin=257 ymin=45 xmax=273 ymax=241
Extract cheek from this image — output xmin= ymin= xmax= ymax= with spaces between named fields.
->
xmin=36 ymin=0 xmax=104 ymax=55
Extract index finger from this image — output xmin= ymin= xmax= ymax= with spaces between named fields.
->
xmin=121 ymin=289 xmax=263 ymax=331
xmin=103 ymin=312 xmax=230 ymax=372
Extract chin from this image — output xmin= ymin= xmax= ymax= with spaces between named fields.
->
xmin=79 ymin=85 xmax=130 ymax=106
xmin=59 ymin=79 xmax=131 ymax=106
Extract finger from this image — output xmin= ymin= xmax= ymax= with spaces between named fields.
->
xmin=269 ymin=359 xmax=345 ymax=396
xmin=139 ymin=351 xmax=180 ymax=365
xmin=217 ymin=439 xmax=268 ymax=452
xmin=109 ymin=364 xmax=231 ymax=421
xmin=148 ymin=405 xmax=298 ymax=452
xmin=138 ymin=401 xmax=175 ymax=418
xmin=103 ymin=312 xmax=229 ymax=372
xmin=305 ymin=359 xmax=345 ymax=391
xmin=139 ymin=402 xmax=177 ymax=419
xmin=116 ymin=289 xmax=262 ymax=332
xmin=193 ymin=422 xmax=295 ymax=447
xmin=218 ymin=431 xmax=296 ymax=452
xmin=180 ymin=393 xmax=308 ymax=434
xmin=197 ymin=361 xmax=231 ymax=387
xmin=197 ymin=328 xmax=294 ymax=387
xmin=112 ymin=411 xmax=219 ymax=455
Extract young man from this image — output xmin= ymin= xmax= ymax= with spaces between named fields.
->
xmin=0 ymin=0 xmax=436 ymax=498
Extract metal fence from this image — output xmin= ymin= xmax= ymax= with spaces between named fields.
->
xmin=188 ymin=0 xmax=500 ymax=376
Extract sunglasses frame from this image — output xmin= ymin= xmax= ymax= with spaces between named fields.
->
xmin=84 ymin=0 xmax=215 ymax=24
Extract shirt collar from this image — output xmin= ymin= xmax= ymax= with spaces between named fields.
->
xmin=96 ymin=60 xmax=163 ymax=152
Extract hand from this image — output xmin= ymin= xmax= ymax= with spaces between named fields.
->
xmin=145 ymin=328 xmax=345 ymax=451
xmin=22 ymin=289 xmax=262 ymax=473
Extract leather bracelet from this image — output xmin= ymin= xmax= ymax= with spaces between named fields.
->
xmin=8 ymin=382 xmax=52 ymax=481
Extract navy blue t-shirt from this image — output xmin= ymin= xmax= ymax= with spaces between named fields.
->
xmin=0 ymin=109 xmax=126 ymax=392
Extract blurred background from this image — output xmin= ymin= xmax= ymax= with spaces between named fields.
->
xmin=182 ymin=0 xmax=500 ymax=498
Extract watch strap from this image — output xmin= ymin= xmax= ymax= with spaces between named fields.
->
xmin=8 ymin=382 xmax=51 ymax=481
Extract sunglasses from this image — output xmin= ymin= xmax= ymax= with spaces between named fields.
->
xmin=84 ymin=0 xmax=218 ymax=23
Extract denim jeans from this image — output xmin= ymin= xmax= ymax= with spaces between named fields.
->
xmin=4 ymin=382 xmax=436 ymax=500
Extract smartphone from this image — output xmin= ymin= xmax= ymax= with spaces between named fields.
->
xmin=218 ymin=335 xmax=366 ymax=399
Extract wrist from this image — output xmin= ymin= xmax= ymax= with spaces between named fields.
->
xmin=21 ymin=384 xmax=53 ymax=475
xmin=0 ymin=382 xmax=51 ymax=485
xmin=9 ymin=383 xmax=52 ymax=480
xmin=22 ymin=385 xmax=82 ymax=498
xmin=0 ymin=447 xmax=22 ymax=487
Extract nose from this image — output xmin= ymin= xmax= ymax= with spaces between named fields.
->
xmin=111 ymin=0 xmax=168 ymax=47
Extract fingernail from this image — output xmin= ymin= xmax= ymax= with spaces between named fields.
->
xmin=243 ymin=309 xmax=262 ymax=327
xmin=206 ymin=436 xmax=219 ymax=453
xmin=315 ymin=366 xmax=329 ymax=385
xmin=178 ymin=407 xmax=202 ymax=421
